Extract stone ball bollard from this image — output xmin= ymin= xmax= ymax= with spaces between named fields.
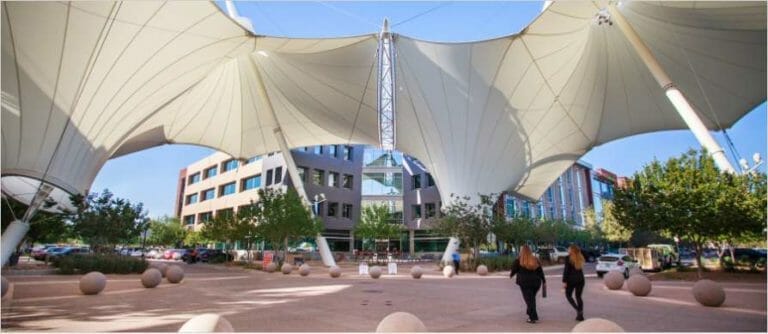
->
xmin=329 ymin=266 xmax=342 ymax=278
xmin=693 ymin=279 xmax=726 ymax=307
xmin=281 ymin=263 xmax=293 ymax=275
xmin=442 ymin=265 xmax=455 ymax=278
xmin=166 ymin=265 xmax=185 ymax=284
xmin=628 ymin=267 xmax=644 ymax=277
xmin=79 ymin=271 xmax=107 ymax=295
xmin=375 ymin=312 xmax=427 ymax=332
xmin=1 ymin=277 xmax=8 ymax=298
xmin=265 ymin=262 xmax=277 ymax=273
xmin=476 ymin=264 xmax=488 ymax=276
xmin=178 ymin=313 xmax=234 ymax=333
xmin=156 ymin=263 xmax=169 ymax=278
xmin=627 ymin=275 xmax=652 ymax=296
xmin=299 ymin=264 xmax=311 ymax=276
xmin=603 ymin=271 xmax=624 ymax=290
xmin=370 ymin=266 xmax=382 ymax=279
xmin=141 ymin=268 xmax=163 ymax=288
xmin=410 ymin=266 xmax=423 ymax=279
xmin=572 ymin=318 xmax=624 ymax=332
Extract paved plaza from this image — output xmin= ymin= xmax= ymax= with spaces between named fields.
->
xmin=1 ymin=261 xmax=765 ymax=332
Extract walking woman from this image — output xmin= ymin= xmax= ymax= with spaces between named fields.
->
xmin=563 ymin=245 xmax=586 ymax=321
xmin=509 ymin=245 xmax=546 ymax=323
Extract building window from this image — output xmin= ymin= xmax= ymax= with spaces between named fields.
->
xmin=185 ymin=193 xmax=198 ymax=205
xmin=222 ymin=159 xmax=238 ymax=173
xmin=216 ymin=208 xmax=234 ymax=219
xmin=266 ymin=169 xmax=274 ymax=186
xmin=412 ymin=174 xmax=422 ymax=189
xmin=201 ymin=188 xmax=215 ymax=201
xmin=246 ymin=155 xmax=262 ymax=164
xmin=362 ymin=172 xmax=402 ymax=195
xmin=203 ymin=166 xmax=217 ymax=179
xmin=188 ymin=172 xmax=201 ymax=185
xmin=313 ymin=169 xmax=325 ymax=186
xmin=505 ymin=197 xmax=516 ymax=218
xmin=342 ymin=204 xmax=353 ymax=219
xmin=328 ymin=172 xmax=340 ymax=188
xmin=363 ymin=148 xmax=402 ymax=167
xmin=316 ymin=202 xmax=324 ymax=217
xmin=425 ymin=203 xmax=436 ymax=218
xmin=198 ymin=212 xmax=213 ymax=223
xmin=427 ymin=173 xmax=435 ymax=187
xmin=329 ymin=145 xmax=338 ymax=157
xmin=314 ymin=146 xmax=324 ymax=155
xmin=344 ymin=146 xmax=353 ymax=161
xmin=328 ymin=202 xmax=338 ymax=217
xmin=412 ymin=205 xmax=422 ymax=219
xmin=219 ymin=182 xmax=236 ymax=197
xmin=298 ymin=166 xmax=308 ymax=183
xmin=522 ymin=201 xmax=531 ymax=218
xmin=241 ymin=174 xmax=261 ymax=191
xmin=183 ymin=215 xmax=195 ymax=225
xmin=274 ymin=167 xmax=283 ymax=184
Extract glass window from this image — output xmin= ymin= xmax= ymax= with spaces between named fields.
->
xmin=412 ymin=204 xmax=422 ymax=219
xmin=329 ymin=145 xmax=338 ymax=157
xmin=328 ymin=172 xmax=340 ymax=187
xmin=246 ymin=155 xmax=261 ymax=164
xmin=412 ymin=174 xmax=422 ymax=189
xmin=216 ymin=208 xmax=234 ymax=219
xmin=362 ymin=172 xmax=402 ymax=196
xmin=298 ymin=166 xmax=308 ymax=183
xmin=344 ymin=146 xmax=353 ymax=161
xmin=222 ymin=159 xmax=238 ymax=172
xmin=342 ymin=204 xmax=353 ymax=219
xmin=316 ymin=202 xmax=324 ymax=217
xmin=523 ymin=201 xmax=530 ymax=218
xmin=203 ymin=166 xmax=217 ymax=179
xmin=266 ymin=169 xmax=274 ymax=186
xmin=328 ymin=202 xmax=338 ymax=217
xmin=425 ymin=203 xmax=436 ymax=218
xmin=343 ymin=174 xmax=353 ymax=189
xmin=219 ymin=182 xmax=236 ymax=196
xmin=241 ymin=174 xmax=261 ymax=191
xmin=274 ymin=167 xmax=283 ymax=184
xmin=198 ymin=212 xmax=212 ymax=223
xmin=185 ymin=193 xmax=198 ymax=205
xmin=183 ymin=215 xmax=195 ymax=225
xmin=201 ymin=188 xmax=215 ymax=201
xmin=427 ymin=173 xmax=435 ymax=187
xmin=188 ymin=172 xmax=201 ymax=185
xmin=314 ymin=146 xmax=323 ymax=155
xmin=505 ymin=197 xmax=516 ymax=218
xmin=313 ymin=170 xmax=325 ymax=186
xmin=363 ymin=148 xmax=402 ymax=167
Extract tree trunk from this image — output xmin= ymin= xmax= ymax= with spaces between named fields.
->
xmin=693 ymin=242 xmax=704 ymax=279
xmin=283 ymin=237 xmax=289 ymax=266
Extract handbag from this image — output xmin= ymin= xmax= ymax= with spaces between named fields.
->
xmin=542 ymin=282 xmax=547 ymax=298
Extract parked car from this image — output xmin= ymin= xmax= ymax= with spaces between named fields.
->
xmin=146 ymin=248 xmax=163 ymax=259
xmin=47 ymin=247 xmax=89 ymax=259
xmin=129 ymin=249 xmax=145 ymax=257
xmin=679 ymin=251 xmax=697 ymax=267
xmin=722 ymin=248 xmax=767 ymax=271
xmin=581 ymin=249 xmax=601 ymax=263
xmin=180 ymin=249 xmax=197 ymax=263
xmin=35 ymin=247 xmax=66 ymax=261
xmin=199 ymin=249 xmax=233 ymax=262
xmin=31 ymin=244 xmax=59 ymax=260
xmin=537 ymin=247 xmax=568 ymax=263
xmin=163 ymin=249 xmax=184 ymax=260
xmin=596 ymin=254 xmax=639 ymax=278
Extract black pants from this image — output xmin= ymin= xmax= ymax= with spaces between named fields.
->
xmin=520 ymin=285 xmax=540 ymax=321
xmin=453 ymin=260 xmax=460 ymax=275
xmin=565 ymin=281 xmax=585 ymax=312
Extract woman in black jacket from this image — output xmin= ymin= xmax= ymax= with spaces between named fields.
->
xmin=562 ymin=245 xmax=586 ymax=321
xmin=510 ymin=245 xmax=546 ymax=323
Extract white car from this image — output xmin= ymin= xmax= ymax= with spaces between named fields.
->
xmin=129 ymin=249 xmax=145 ymax=257
xmin=596 ymin=254 xmax=639 ymax=278
xmin=550 ymin=246 xmax=569 ymax=263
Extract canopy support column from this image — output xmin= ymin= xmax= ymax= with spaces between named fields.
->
xmin=607 ymin=5 xmax=735 ymax=173
xmin=251 ymin=56 xmax=336 ymax=267
xmin=377 ymin=19 xmax=396 ymax=151
xmin=1 ymin=184 xmax=53 ymax=267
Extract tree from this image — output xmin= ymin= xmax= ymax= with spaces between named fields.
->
xmin=582 ymin=206 xmax=604 ymax=246
xmin=354 ymin=204 xmax=404 ymax=253
xmin=147 ymin=216 xmax=187 ymax=247
xmin=68 ymin=189 xmax=149 ymax=253
xmin=600 ymin=200 xmax=632 ymax=247
xmin=1 ymin=197 xmax=70 ymax=248
xmin=252 ymin=188 xmax=321 ymax=264
xmin=612 ymin=149 xmax=766 ymax=277
xmin=431 ymin=194 xmax=495 ymax=268
xmin=491 ymin=216 xmax=535 ymax=254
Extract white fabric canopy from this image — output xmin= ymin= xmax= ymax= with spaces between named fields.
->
xmin=2 ymin=1 xmax=765 ymax=210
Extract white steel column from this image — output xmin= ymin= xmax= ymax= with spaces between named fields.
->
xmin=607 ymin=5 xmax=736 ymax=173
xmin=377 ymin=19 xmax=396 ymax=151
xmin=1 ymin=184 xmax=54 ymax=267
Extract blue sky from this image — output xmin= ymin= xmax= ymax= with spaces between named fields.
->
xmin=91 ymin=1 xmax=767 ymax=218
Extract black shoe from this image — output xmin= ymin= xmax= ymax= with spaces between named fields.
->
xmin=576 ymin=312 xmax=584 ymax=321
xmin=526 ymin=319 xmax=537 ymax=324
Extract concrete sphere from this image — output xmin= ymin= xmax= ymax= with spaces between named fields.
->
xmin=572 ymin=318 xmax=624 ymax=332
xmin=79 ymin=271 xmax=107 ymax=295
xmin=329 ymin=266 xmax=342 ymax=278
xmin=1 ymin=277 xmax=8 ymax=298
xmin=693 ymin=279 xmax=726 ymax=307
xmin=369 ymin=266 xmax=382 ymax=279
xmin=141 ymin=268 xmax=162 ymax=288
xmin=603 ymin=271 xmax=624 ymax=290
xmin=281 ymin=263 xmax=293 ymax=275
xmin=376 ymin=312 xmax=427 ymax=332
xmin=166 ymin=265 xmax=185 ymax=284
xmin=410 ymin=266 xmax=423 ymax=279
xmin=476 ymin=265 xmax=488 ymax=276
xmin=299 ymin=264 xmax=311 ymax=276
xmin=152 ymin=263 xmax=169 ymax=278
xmin=627 ymin=275 xmax=652 ymax=296
xmin=265 ymin=262 xmax=277 ymax=273
xmin=442 ymin=265 xmax=455 ymax=278
xmin=628 ymin=267 xmax=644 ymax=277
xmin=178 ymin=313 xmax=234 ymax=333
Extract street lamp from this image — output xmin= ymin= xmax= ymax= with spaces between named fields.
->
xmin=739 ymin=153 xmax=763 ymax=175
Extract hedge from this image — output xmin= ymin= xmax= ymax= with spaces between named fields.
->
xmin=53 ymin=254 xmax=149 ymax=274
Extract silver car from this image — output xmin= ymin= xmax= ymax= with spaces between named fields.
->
xmin=596 ymin=254 xmax=639 ymax=278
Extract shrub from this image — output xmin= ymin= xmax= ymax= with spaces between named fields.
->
xmin=53 ymin=254 xmax=148 ymax=274
xmin=477 ymin=255 xmax=516 ymax=272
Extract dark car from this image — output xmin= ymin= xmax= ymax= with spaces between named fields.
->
xmin=47 ymin=247 xmax=89 ymax=259
xmin=581 ymin=249 xmax=601 ymax=263
xmin=198 ymin=249 xmax=232 ymax=263
xmin=722 ymin=248 xmax=766 ymax=271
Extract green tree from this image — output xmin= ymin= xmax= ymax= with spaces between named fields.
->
xmin=68 ymin=190 xmax=149 ymax=253
xmin=431 ymin=194 xmax=495 ymax=268
xmin=147 ymin=216 xmax=187 ymax=247
xmin=354 ymin=204 xmax=404 ymax=253
xmin=582 ymin=206 xmax=604 ymax=246
xmin=252 ymin=188 xmax=321 ymax=264
xmin=491 ymin=216 xmax=535 ymax=254
xmin=600 ymin=200 xmax=632 ymax=247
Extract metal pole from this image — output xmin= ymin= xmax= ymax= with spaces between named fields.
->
xmin=607 ymin=5 xmax=736 ymax=174
xmin=1 ymin=184 xmax=54 ymax=267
